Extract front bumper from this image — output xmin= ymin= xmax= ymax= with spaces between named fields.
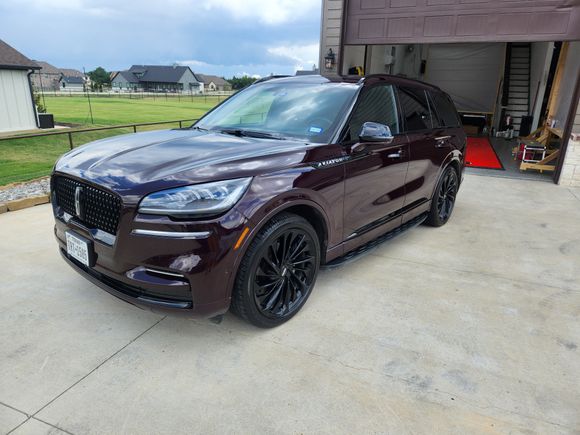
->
xmin=54 ymin=203 xmax=248 ymax=319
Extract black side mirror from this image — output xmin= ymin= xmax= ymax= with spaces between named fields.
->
xmin=359 ymin=122 xmax=394 ymax=142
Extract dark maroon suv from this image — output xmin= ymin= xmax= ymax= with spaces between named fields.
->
xmin=51 ymin=74 xmax=465 ymax=327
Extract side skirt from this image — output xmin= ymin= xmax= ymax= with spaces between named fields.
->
xmin=322 ymin=212 xmax=428 ymax=270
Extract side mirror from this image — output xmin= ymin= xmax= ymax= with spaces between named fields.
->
xmin=359 ymin=122 xmax=394 ymax=142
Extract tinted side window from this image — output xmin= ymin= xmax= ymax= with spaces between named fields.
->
xmin=431 ymin=92 xmax=461 ymax=127
xmin=398 ymin=87 xmax=434 ymax=132
xmin=348 ymin=85 xmax=400 ymax=141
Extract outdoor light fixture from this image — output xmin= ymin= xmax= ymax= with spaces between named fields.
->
xmin=324 ymin=48 xmax=336 ymax=70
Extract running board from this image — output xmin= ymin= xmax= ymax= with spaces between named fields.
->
xmin=322 ymin=213 xmax=428 ymax=269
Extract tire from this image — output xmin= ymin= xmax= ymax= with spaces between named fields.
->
xmin=426 ymin=166 xmax=459 ymax=227
xmin=231 ymin=213 xmax=321 ymax=328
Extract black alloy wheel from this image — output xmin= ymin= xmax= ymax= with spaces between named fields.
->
xmin=427 ymin=167 xmax=459 ymax=227
xmin=232 ymin=213 xmax=320 ymax=328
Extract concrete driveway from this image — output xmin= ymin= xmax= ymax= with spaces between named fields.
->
xmin=1 ymin=174 xmax=579 ymax=434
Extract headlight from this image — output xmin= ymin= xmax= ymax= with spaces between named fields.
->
xmin=138 ymin=177 xmax=252 ymax=218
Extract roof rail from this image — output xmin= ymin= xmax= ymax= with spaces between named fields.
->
xmin=253 ymin=75 xmax=292 ymax=84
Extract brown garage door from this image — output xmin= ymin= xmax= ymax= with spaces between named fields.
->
xmin=344 ymin=0 xmax=580 ymax=45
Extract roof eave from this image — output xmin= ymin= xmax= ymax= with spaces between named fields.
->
xmin=0 ymin=64 xmax=41 ymax=71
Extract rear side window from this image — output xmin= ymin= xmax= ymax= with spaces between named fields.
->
xmin=431 ymin=92 xmax=461 ymax=127
xmin=398 ymin=87 xmax=435 ymax=132
xmin=348 ymin=84 xmax=400 ymax=141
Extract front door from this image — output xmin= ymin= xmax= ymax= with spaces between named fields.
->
xmin=342 ymin=84 xmax=410 ymax=240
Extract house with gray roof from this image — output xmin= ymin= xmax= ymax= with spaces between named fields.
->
xmin=196 ymin=74 xmax=232 ymax=92
xmin=0 ymin=39 xmax=40 ymax=133
xmin=30 ymin=61 xmax=87 ymax=92
xmin=60 ymin=75 xmax=85 ymax=92
xmin=111 ymin=65 xmax=201 ymax=93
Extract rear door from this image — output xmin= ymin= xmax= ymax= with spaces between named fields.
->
xmin=342 ymin=83 xmax=410 ymax=240
xmin=397 ymin=86 xmax=448 ymax=220
xmin=429 ymin=90 xmax=466 ymax=160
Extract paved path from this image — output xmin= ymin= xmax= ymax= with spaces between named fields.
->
xmin=1 ymin=174 xmax=579 ymax=434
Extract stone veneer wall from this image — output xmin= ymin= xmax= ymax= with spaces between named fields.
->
xmin=559 ymin=98 xmax=580 ymax=187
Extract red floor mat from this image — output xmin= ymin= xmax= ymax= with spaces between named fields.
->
xmin=465 ymin=137 xmax=504 ymax=170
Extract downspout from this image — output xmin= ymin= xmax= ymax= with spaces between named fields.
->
xmin=27 ymin=69 xmax=39 ymax=128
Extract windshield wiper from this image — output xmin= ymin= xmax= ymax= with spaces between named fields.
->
xmin=219 ymin=128 xmax=285 ymax=140
xmin=190 ymin=125 xmax=208 ymax=131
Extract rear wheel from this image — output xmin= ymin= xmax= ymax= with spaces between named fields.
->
xmin=426 ymin=166 xmax=459 ymax=227
xmin=231 ymin=213 xmax=320 ymax=328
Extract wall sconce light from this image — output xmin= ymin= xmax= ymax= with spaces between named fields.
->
xmin=324 ymin=48 xmax=336 ymax=70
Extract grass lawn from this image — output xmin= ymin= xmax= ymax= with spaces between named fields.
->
xmin=0 ymin=95 xmax=223 ymax=186
xmin=41 ymin=94 xmax=223 ymax=125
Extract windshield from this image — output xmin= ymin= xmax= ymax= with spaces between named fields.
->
xmin=195 ymin=81 xmax=359 ymax=143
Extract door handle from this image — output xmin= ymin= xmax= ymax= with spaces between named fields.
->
xmin=435 ymin=136 xmax=451 ymax=148
xmin=387 ymin=149 xmax=404 ymax=159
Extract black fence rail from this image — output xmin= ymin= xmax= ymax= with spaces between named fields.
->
xmin=0 ymin=118 xmax=199 ymax=150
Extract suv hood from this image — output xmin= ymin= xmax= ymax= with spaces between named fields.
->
xmin=55 ymin=129 xmax=313 ymax=198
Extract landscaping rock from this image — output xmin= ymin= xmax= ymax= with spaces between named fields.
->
xmin=0 ymin=177 xmax=50 ymax=203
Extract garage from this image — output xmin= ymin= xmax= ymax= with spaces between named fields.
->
xmin=319 ymin=0 xmax=580 ymax=184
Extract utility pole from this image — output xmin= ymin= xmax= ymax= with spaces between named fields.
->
xmin=83 ymin=67 xmax=94 ymax=124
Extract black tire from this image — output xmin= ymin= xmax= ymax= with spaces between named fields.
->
xmin=426 ymin=166 xmax=459 ymax=227
xmin=231 ymin=213 xmax=320 ymax=328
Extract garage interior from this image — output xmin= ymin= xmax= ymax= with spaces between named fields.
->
xmin=340 ymin=40 xmax=580 ymax=183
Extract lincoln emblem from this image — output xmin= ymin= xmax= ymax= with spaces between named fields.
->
xmin=74 ymin=186 xmax=82 ymax=217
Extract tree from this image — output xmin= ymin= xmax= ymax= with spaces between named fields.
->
xmin=88 ymin=67 xmax=110 ymax=91
xmin=32 ymin=87 xmax=46 ymax=113
xmin=227 ymin=75 xmax=258 ymax=90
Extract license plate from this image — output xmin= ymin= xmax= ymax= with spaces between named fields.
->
xmin=66 ymin=231 xmax=92 ymax=267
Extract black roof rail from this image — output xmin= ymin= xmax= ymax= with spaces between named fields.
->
xmin=252 ymin=75 xmax=292 ymax=84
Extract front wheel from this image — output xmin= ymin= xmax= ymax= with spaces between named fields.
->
xmin=231 ymin=213 xmax=320 ymax=328
xmin=426 ymin=166 xmax=459 ymax=227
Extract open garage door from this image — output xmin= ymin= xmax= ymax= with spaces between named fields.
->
xmin=424 ymin=43 xmax=504 ymax=114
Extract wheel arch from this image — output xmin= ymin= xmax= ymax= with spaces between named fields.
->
xmin=225 ymin=198 xmax=331 ymax=303
xmin=430 ymin=153 xmax=462 ymax=201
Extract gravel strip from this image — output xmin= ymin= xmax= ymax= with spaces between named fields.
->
xmin=0 ymin=178 xmax=50 ymax=203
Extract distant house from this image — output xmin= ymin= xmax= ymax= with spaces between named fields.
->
xmin=31 ymin=61 xmax=61 ymax=91
xmin=196 ymin=74 xmax=232 ymax=92
xmin=60 ymin=76 xmax=85 ymax=91
xmin=0 ymin=39 xmax=40 ymax=133
xmin=295 ymin=67 xmax=320 ymax=76
xmin=111 ymin=65 xmax=201 ymax=93
xmin=30 ymin=61 xmax=88 ymax=91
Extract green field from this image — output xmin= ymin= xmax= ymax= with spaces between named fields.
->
xmin=0 ymin=95 xmax=223 ymax=186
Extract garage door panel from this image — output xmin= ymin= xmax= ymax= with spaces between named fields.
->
xmin=425 ymin=43 xmax=504 ymax=113
xmin=345 ymin=0 xmax=580 ymax=44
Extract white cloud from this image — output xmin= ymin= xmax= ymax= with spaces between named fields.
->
xmin=200 ymin=0 xmax=319 ymax=25
xmin=267 ymin=43 xmax=319 ymax=70
xmin=4 ymin=0 xmax=321 ymax=24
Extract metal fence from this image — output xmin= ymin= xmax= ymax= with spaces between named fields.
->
xmin=0 ymin=118 xmax=199 ymax=150
xmin=41 ymin=90 xmax=235 ymax=102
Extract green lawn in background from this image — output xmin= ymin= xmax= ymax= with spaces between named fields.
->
xmin=41 ymin=94 xmax=222 ymax=125
xmin=0 ymin=95 xmax=223 ymax=186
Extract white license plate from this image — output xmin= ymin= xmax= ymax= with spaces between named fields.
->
xmin=66 ymin=231 xmax=91 ymax=267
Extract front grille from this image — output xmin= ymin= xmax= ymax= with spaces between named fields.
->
xmin=53 ymin=176 xmax=122 ymax=234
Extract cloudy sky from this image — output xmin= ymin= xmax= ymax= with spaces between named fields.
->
xmin=0 ymin=0 xmax=321 ymax=78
